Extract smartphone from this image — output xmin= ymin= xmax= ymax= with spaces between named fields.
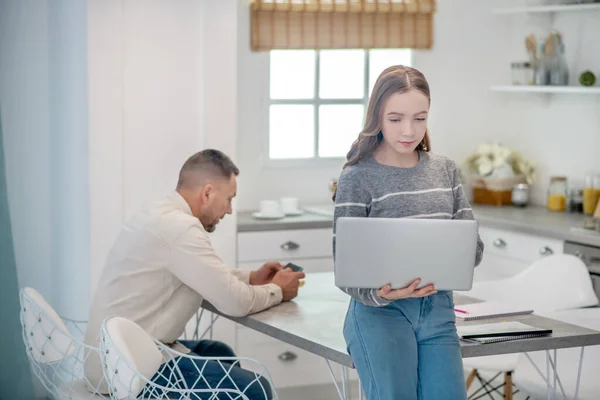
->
xmin=284 ymin=262 xmax=304 ymax=272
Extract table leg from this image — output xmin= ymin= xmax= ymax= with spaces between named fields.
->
xmin=189 ymin=310 xmax=220 ymax=341
xmin=543 ymin=349 xmax=567 ymax=399
xmin=552 ymin=349 xmax=557 ymax=398
xmin=325 ymin=359 xmax=347 ymax=400
xmin=358 ymin=379 xmax=364 ymax=400
xmin=524 ymin=351 xmax=568 ymax=400
xmin=546 ymin=350 xmax=551 ymax=400
xmin=574 ymin=347 xmax=585 ymax=400
xmin=209 ymin=313 xmax=218 ymax=340
xmin=341 ymin=365 xmax=348 ymax=399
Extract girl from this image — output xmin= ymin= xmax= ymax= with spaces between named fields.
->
xmin=333 ymin=65 xmax=484 ymax=400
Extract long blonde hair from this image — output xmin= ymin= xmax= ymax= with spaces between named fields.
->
xmin=332 ymin=65 xmax=432 ymax=201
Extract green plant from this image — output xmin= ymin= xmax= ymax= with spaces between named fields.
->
xmin=579 ymin=70 xmax=596 ymax=87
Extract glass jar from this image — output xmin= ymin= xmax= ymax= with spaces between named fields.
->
xmin=548 ymin=43 xmax=569 ymax=86
xmin=534 ymin=43 xmax=549 ymax=86
xmin=583 ymin=173 xmax=600 ymax=215
xmin=547 ymin=176 xmax=567 ymax=212
xmin=568 ymin=188 xmax=584 ymax=213
xmin=512 ymin=183 xmax=530 ymax=207
xmin=511 ymin=61 xmax=534 ymax=85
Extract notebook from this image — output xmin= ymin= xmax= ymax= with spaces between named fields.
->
xmin=454 ymin=300 xmax=533 ymax=321
xmin=457 ymin=321 xmax=552 ymax=344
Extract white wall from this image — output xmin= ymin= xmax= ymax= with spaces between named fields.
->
xmin=87 ymin=0 xmax=206 ymax=296
xmin=236 ymin=0 xmax=600 ymax=209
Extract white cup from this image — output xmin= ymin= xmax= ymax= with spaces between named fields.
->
xmin=280 ymin=197 xmax=299 ymax=214
xmin=259 ymin=200 xmax=282 ymax=217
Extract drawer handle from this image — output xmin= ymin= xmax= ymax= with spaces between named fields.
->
xmin=493 ymin=238 xmax=506 ymax=249
xmin=280 ymin=241 xmax=300 ymax=251
xmin=277 ymin=351 xmax=297 ymax=362
xmin=539 ymin=246 xmax=554 ymax=256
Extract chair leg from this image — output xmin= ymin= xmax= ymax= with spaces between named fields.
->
xmin=466 ymin=369 xmax=478 ymax=390
xmin=504 ymin=371 xmax=513 ymax=400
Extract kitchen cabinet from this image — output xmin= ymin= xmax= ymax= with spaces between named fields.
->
xmin=475 ymin=226 xmax=564 ymax=281
xmin=237 ymin=228 xmax=333 ymax=265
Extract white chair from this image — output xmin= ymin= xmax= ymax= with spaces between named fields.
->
xmin=513 ymin=308 xmax=600 ymax=400
xmin=19 ymin=287 xmax=107 ymax=399
xmin=100 ymin=316 xmax=279 ymax=400
xmin=463 ymin=254 xmax=598 ymax=400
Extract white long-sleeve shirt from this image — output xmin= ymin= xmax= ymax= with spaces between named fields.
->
xmin=84 ymin=191 xmax=282 ymax=392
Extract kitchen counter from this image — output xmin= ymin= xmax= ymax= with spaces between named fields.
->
xmin=238 ymin=204 xmax=600 ymax=247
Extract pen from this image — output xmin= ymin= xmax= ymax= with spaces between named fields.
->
xmin=454 ymin=308 xmax=468 ymax=314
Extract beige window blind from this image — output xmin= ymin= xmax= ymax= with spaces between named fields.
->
xmin=250 ymin=0 xmax=436 ymax=51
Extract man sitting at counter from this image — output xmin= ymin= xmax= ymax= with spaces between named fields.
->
xmin=84 ymin=149 xmax=304 ymax=398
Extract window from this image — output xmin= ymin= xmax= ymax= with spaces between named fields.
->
xmin=268 ymin=49 xmax=412 ymax=161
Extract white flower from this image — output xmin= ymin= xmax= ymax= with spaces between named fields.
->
xmin=465 ymin=142 xmax=536 ymax=183
xmin=492 ymin=147 xmax=511 ymax=168
xmin=477 ymin=159 xmax=493 ymax=176
xmin=476 ymin=144 xmax=493 ymax=156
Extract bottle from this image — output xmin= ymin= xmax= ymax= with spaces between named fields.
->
xmin=583 ymin=173 xmax=600 ymax=215
xmin=594 ymin=175 xmax=600 ymax=214
xmin=568 ymin=188 xmax=584 ymax=213
xmin=547 ymin=176 xmax=567 ymax=212
xmin=549 ymin=43 xmax=569 ymax=86
xmin=534 ymin=43 xmax=549 ymax=86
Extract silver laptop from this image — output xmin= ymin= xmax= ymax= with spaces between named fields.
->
xmin=334 ymin=217 xmax=478 ymax=291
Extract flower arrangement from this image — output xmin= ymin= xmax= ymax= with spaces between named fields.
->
xmin=465 ymin=143 xmax=536 ymax=185
xmin=465 ymin=143 xmax=536 ymax=206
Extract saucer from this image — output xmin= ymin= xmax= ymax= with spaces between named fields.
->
xmin=252 ymin=211 xmax=285 ymax=220
xmin=284 ymin=209 xmax=304 ymax=216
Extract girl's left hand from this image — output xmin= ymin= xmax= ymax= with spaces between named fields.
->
xmin=377 ymin=279 xmax=437 ymax=301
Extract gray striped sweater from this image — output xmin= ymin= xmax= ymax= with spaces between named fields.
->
xmin=333 ymin=151 xmax=484 ymax=307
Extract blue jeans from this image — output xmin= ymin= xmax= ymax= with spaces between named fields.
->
xmin=150 ymin=340 xmax=272 ymax=400
xmin=343 ymin=292 xmax=466 ymax=400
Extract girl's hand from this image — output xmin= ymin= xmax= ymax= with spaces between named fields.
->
xmin=376 ymin=279 xmax=437 ymax=301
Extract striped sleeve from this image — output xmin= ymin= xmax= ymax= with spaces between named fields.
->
xmin=450 ymin=162 xmax=484 ymax=266
xmin=333 ymin=169 xmax=392 ymax=307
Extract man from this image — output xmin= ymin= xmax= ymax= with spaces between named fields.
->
xmin=84 ymin=149 xmax=304 ymax=398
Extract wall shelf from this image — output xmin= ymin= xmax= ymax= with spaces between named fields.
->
xmin=493 ymin=3 xmax=600 ymax=14
xmin=490 ymin=85 xmax=600 ymax=94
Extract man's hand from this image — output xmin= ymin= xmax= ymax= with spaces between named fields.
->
xmin=271 ymin=268 xmax=306 ymax=301
xmin=376 ymin=279 xmax=437 ymax=301
xmin=249 ymin=262 xmax=284 ymax=285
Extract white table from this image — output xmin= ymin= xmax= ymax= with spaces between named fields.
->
xmin=201 ymin=272 xmax=600 ymax=400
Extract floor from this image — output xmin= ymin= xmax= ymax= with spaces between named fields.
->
xmin=277 ymin=381 xmax=361 ymax=400
xmin=275 ymin=372 xmax=539 ymax=400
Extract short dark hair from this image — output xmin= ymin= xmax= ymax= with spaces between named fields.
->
xmin=177 ymin=149 xmax=239 ymax=189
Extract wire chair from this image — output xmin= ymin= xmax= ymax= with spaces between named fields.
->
xmin=100 ymin=316 xmax=278 ymax=400
xmin=19 ymin=287 xmax=108 ymax=399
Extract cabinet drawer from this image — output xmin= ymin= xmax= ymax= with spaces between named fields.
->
xmin=238 ymin=229 xmax=332 ymax=262
xmin=238 ymin=257 xmax=334 ymax=274
xmin=237 ymin=331 xmax=355 ymax=388
xmin=480 ymin=227 xmax=563 ymax=263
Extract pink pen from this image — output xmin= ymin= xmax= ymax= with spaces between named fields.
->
xmin=454 ymin=308 xmax=468 ymax=314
